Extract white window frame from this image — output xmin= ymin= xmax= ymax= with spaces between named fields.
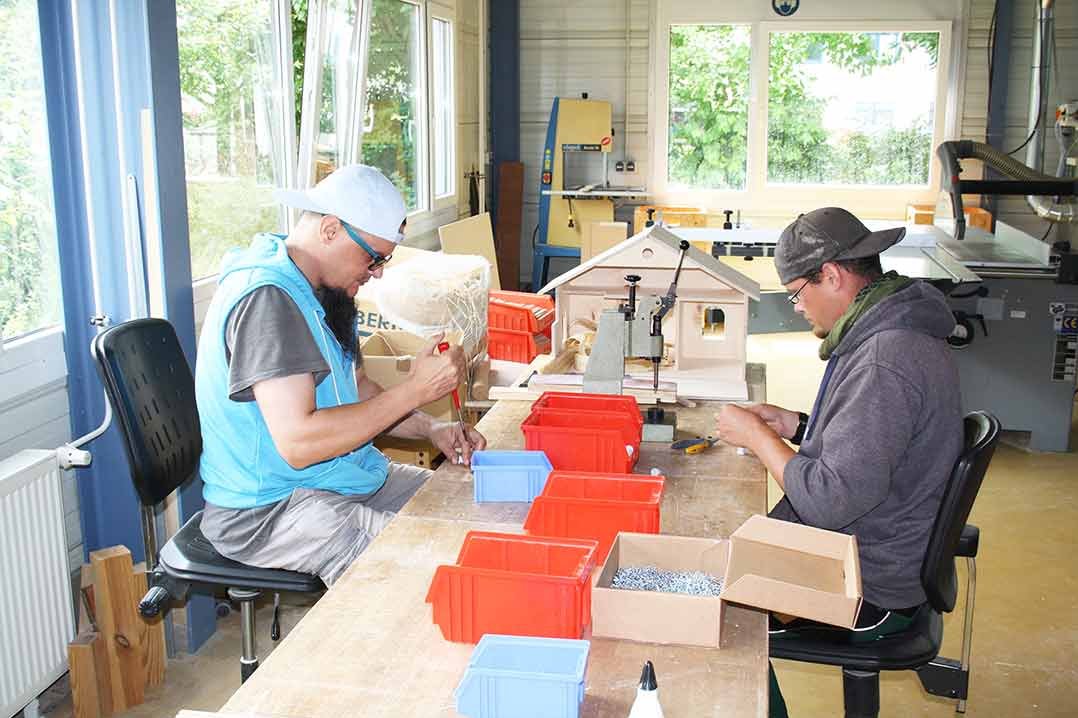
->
xmin=650 ymin=7 xmax=953 ymax=220
xmin=428 ymin=7 xmax=456 ymax=208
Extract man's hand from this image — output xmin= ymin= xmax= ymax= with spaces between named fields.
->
xmin=429 ymin=421 xmax=487 ymax=465
xmin=408 ymin=333 xmax=466 ymax=406
xmin=715 ymin=404 xmax=774 ymax=449
xmin=741 ymin=403 xmax=800 ymax=440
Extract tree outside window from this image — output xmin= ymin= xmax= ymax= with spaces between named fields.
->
xmin=768 ymin=31 xmax=939 ymax=186
xmin=666 ymin=27 xmax=940 ymax=191
xmin=0 ymin=0 xmax=61 ymax=339
xmin=362 ymin=0 xmax=423 ymax=211
xmin=178 ymin=0 xmax=282 ymax=280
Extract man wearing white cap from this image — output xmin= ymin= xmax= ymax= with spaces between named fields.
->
xmin=194 ymin=164 xmax=486 ymax=585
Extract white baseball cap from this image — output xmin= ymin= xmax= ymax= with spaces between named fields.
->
xmin=273 ymin=164 xmax=407 ymax=244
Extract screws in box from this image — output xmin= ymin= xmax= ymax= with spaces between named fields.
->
xmin=611 ymin=565 xmax=724 ymax=596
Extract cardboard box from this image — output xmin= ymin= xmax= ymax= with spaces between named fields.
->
xmin=591 ymin=516 xmax=863 ymax=647
xmin=374 ymin=436 xmax=437 ymax=468
xmin=721 ymin=514 xmax=862 ymax=629
xmin=592 ymin=532 xmax=729 ymax=647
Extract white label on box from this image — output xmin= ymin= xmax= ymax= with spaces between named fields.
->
xmin=1010 ymin=310 xmax=1027 ymax=319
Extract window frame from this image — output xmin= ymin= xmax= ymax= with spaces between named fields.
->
xmin=650 ymin=13 xmax=953 ymax=219
xmin=428 ymin=9 xmax=456 ymax=207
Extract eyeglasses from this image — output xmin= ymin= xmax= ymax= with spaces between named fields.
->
xmin=787 ymin=278 xmax=812 ymax=305
xmin=340 ymin=221 xmax=393 ymax=271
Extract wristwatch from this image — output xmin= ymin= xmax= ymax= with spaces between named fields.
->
xmin=790 ymin=412 xmax=809 ymax=445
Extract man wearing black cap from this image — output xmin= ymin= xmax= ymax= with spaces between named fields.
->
xmin=715 ymin=208 xmax=963 ymax=715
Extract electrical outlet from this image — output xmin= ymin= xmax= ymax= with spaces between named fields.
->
xmin=626 ymin=160 xmax=636 ymax=172
xmin=615 ymin=161 xmax=625 ymax=172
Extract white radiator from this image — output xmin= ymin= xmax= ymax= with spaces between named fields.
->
xmin=0 ymin=450 xmax=76 ymax=718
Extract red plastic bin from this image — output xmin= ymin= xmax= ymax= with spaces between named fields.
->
xmin=523 ymin=471 xmax=666 ymax=561
xmin=426 ymin=531 xmax=598 ymax=643
xmin=488 ymin=328 xmax=551 ymax=363
xmin=489 ymin=291 xmax=555 ymax=334
xmin=521 ymin=408 xmax=641 ymax=473
xmin=532 ymin=392 xmax=642 ymax=430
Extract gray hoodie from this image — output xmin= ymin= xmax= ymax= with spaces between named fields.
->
xmin=770 ymin=281 xmax=963 ymax=609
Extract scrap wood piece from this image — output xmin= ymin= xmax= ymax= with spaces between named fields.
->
xmin=68 ymin=632 xmax=113 ymax=718
xmin=89 ymin=546 xmax=147 ymax=711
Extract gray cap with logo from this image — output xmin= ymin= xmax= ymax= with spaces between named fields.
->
xmin=774 ymin=207 xmax=906 ymax=285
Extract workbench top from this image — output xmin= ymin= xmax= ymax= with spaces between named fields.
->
xmin=222 ymin=365 xmax=769 ymax=717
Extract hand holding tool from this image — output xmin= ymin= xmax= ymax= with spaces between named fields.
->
xmin=437 ymin=341 xmax=469 ymax=462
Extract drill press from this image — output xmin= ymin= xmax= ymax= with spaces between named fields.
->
xmin=582 ymin=240 xmax=690 ymax=439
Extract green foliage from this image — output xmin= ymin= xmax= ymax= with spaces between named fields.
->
xmin=293 ymin=0 xmax=308 ymax=136
xmin=0 ymin=0 xmax=60 ymax=338
xmin=178 ymin=0 xmax=266 ymax=177
xmin=668 ymin=28 xmax=939 ymax=189
xmin=291 ymin=0 xmax=418 ymax=208
xmin=187 ymin=178 xmax=278 ymax=279
xmin=668 ymin=25 xmax=751 ymax=189
xmin=361 ymin=0 xmax=419 ymax=209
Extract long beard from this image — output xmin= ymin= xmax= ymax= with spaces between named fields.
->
xmin=319 ymin=287 xmax=358 ymax=361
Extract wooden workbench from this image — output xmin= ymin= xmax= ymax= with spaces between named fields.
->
xmin=222 ymin=366 xmax=769 ymax=717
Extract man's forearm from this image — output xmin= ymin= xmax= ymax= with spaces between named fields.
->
xmin=750 ymin=432 xmax=797 ymax=491
xmin=356 ymin=372 xmax=438 ymax=440
xmin=265 ymin=383 xmax=424 ymax=468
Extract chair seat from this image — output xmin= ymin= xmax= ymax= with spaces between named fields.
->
xmin=956 ymin=524 xmax=979 ymax=558
xmin=770 ymin=604 xmax=943 ymax=672
xmin=158 ymin=511 xmax=324 ymax=593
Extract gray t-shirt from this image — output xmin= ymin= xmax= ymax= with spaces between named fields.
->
xmin=224 ymin=285 xmax=336 ymax=401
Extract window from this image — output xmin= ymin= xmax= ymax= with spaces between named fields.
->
xmin=653 ymin=13 xmax=952 ymax=216
xmin=295 ymin=0 xmax=455 ymax=221
xmin=363 ymin=0 xmax=425 ymax=211
xmin=0 ymin=0 xmax=61 ymax=339
xmin=668 ymin=25 xmax=751 ymax=191
xmin=767 ymin=31 xmax=939 ymax=186
xmin=431 ymin=16 xmax=454 ymax=199
xmin=178 ymin=0 xmax=291 ymax=280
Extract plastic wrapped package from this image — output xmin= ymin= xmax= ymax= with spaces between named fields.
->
xmin=373 ymin=252 xmax=491 ymax=356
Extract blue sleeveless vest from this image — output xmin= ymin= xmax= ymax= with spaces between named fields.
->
xmin=196 ymin=233 xmax=388 ymax=508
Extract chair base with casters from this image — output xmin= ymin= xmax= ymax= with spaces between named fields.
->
xmin=138 ymin=511 xmax=324 ymax=682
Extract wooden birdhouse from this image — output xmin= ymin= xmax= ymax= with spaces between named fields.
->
xmin=539 ymin=226 xmax=761 ymax=399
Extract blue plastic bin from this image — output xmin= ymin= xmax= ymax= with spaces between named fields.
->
xmin=470 ymin=450 xmax=553 ymax=503
xmin=455 ymin=634 xmax=590 ymax=718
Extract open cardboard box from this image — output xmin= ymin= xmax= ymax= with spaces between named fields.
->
xmin=592 ymin=532 xmax=729 ymax=647
xmin=591 ymin=515 xmax=862 ymax=648
xmin=360 ymin=331 xmax=489 ymax=421
xmin=721 ymin=514 xmax=861 ymax=629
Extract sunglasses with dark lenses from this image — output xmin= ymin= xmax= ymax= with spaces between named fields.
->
xmin=341 ymin=221 xmax=393 ymax=271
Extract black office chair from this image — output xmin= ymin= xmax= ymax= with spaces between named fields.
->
xmin=770 ymin=411 xmax=1000 ymax=718
xmin=92 ymin=318 xmax=324 ymax=682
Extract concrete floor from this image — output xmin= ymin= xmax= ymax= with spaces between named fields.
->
xmin=37 ymin=331 xmax=1078 ymax=717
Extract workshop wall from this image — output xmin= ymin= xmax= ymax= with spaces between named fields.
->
xmin=518 ymin=0 xmax=651 ymax=286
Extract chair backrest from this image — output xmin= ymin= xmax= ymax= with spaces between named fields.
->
xmin=921 ymin=411 xmax=1000 ymax=613
xmin=91 ymin=318 xmax=202 ymax=506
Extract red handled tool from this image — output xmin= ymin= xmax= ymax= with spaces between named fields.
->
xmin=437 ymin=341 xmax=469 ymax=460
